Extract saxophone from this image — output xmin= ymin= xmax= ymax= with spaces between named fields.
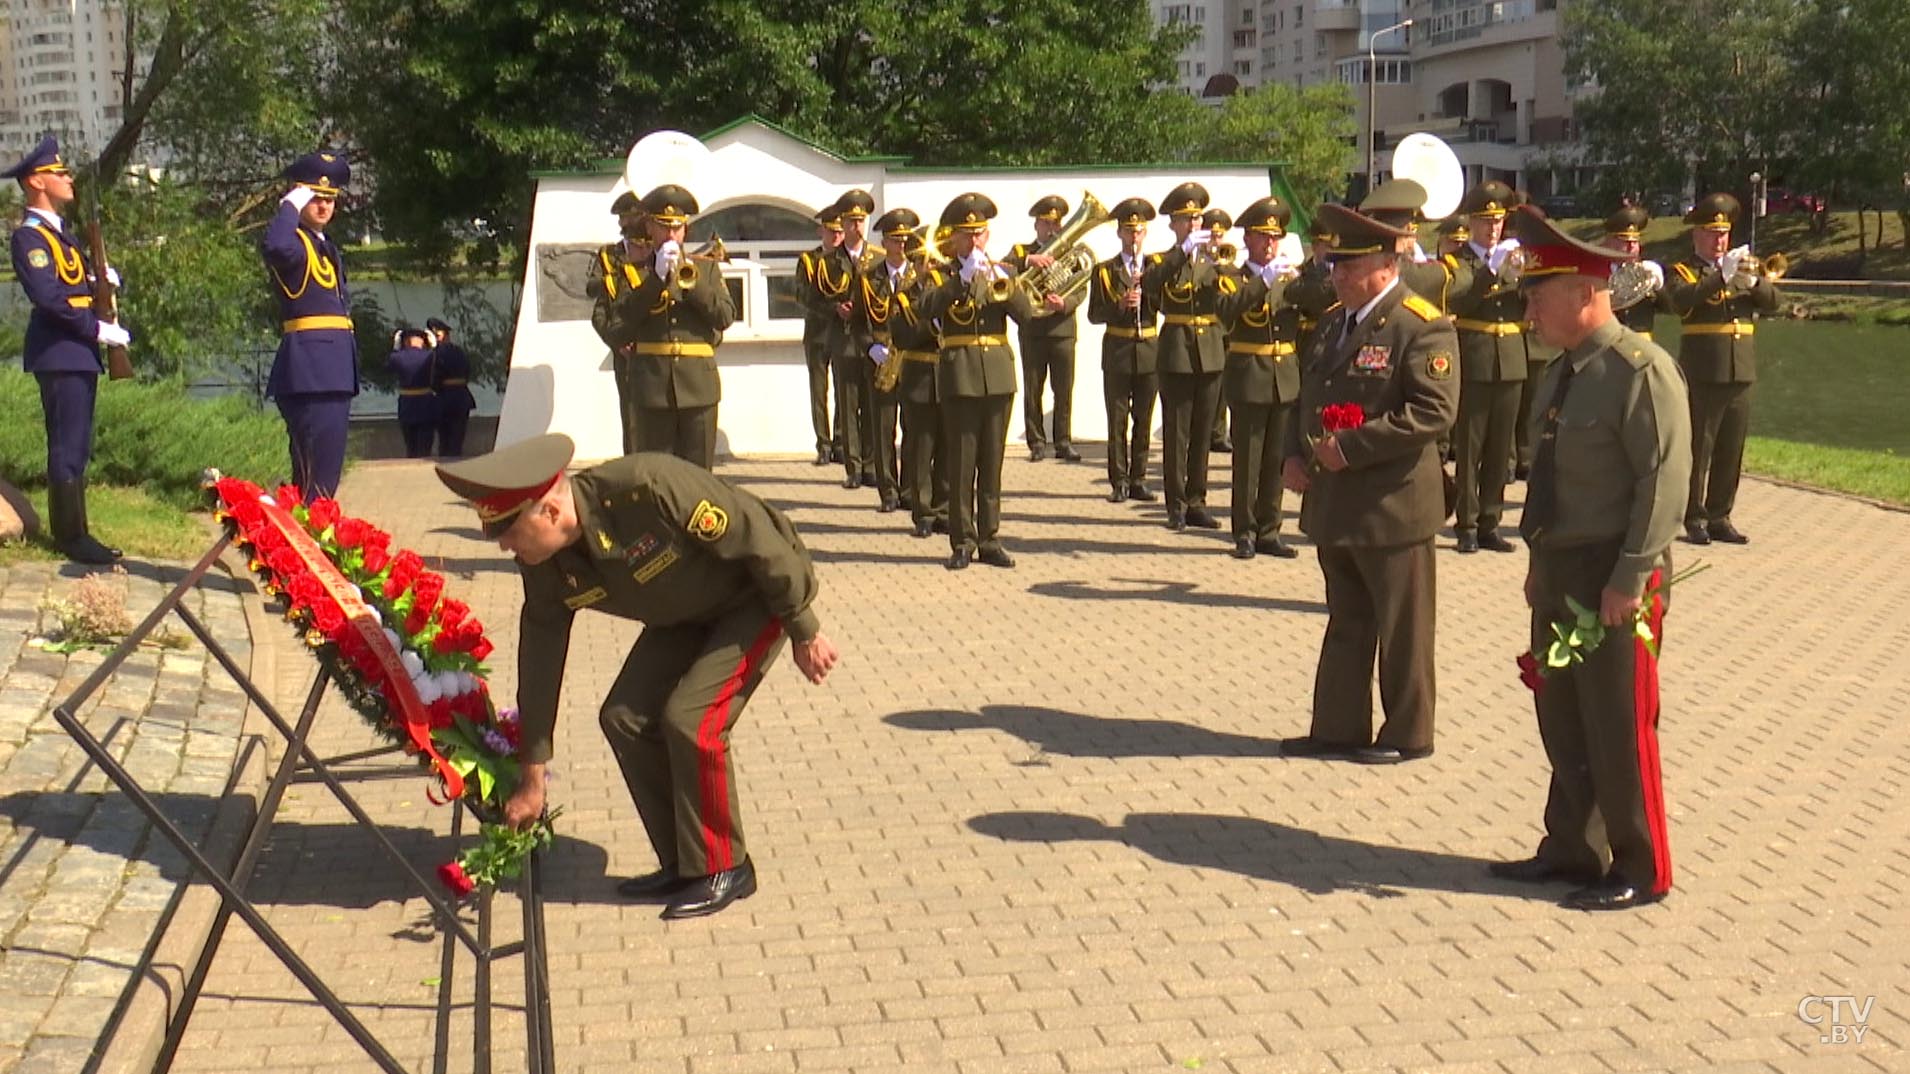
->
xmin=1014 ymin=192 xmax=1112 ymax=305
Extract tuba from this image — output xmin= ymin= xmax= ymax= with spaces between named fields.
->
xmin=1015 ymin=191 xmax=1113 ymax=304
xmin=1390 ymin=133 xmax=1465 ymax=221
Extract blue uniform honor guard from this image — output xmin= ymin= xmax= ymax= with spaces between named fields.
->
xmin=6 ymin=135 xmax=128 ymax=565
xmin=263 ymin=151 xmax=359 ymax=500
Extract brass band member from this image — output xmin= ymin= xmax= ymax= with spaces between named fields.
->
xmin=1143 ymin=182 xmax=1229 ymax=532
xmin=1088 ymin=198 xmax=1163 ymax=503
xmin=798 ymin=206 xmax=846 ymax=465
xmin=1006 ymin=195 xmax=1085 ymax=462
xmin=1216 ymin=196 xmax=1303 ymax=560
xmin=857 ymin=207 xmax=924 ymax=514
xmin=921 ymin=193 xmax=1034 ymax=570
xmin=814 ymin=190 xmax=884 ymax=492
xmin=1203 ymin=207 xmax=1237 ymax=455
xmin=887 ymin=221 xmax=950 ymax=538
xmin=1601 ymin=206 xmax=1663 ymax=339
xmin=588 ymin=190 xmax=655 ymax=454
xmin=1447 ymin=180 xmax=1525 ymax=553
xmin=1666 ymin=192 xmax=1779 ymax=546
xmin=1284 ymin=215 xmax=1339 ymax=358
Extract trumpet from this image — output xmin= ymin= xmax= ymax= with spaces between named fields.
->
xmin=1731 ymin=251 xmax=1788 ymax=289
xmin=1495 ymin=245 xmax=1531 ymax=286
xmin=673 ymin=234 xmax=729 ymax=289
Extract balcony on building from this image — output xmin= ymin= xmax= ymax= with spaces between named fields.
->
xmin=1313 ymin=0 xmax=1361 ymax=32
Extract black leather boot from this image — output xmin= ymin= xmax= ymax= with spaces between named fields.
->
xmin=52 ymin=479 xmax=119 ymax=565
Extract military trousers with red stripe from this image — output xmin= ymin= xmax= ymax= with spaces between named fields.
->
xmin=597 ymin=601 xmax=786 ymax=879
xmin=1526 ymin=540 xmax=1673 ymax=896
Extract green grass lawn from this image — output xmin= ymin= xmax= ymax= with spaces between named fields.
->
xmin=0 ymin=484 xmax=217 ymax=566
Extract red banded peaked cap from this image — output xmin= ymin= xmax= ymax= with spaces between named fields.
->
xmin=435 ymin=433 xmax=575 ymax=538
xmin=1507 ymin=204 xmax=1635 ymax=286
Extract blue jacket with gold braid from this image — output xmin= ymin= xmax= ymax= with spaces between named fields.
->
xmin=261 ymin=200 xmax=359 ymax=398
xmin=11 ymin=210 xmax=102 ymax=374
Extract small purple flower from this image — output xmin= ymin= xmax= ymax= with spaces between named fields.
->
xmin=481 ymin=727 xmax=515 ymax=755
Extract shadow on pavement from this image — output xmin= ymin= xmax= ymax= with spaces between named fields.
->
xmin=1028 ymin=577 xmax=1327 ymax=613
xmin=886 ymin=704 xmax=1286 ymax=759
xmin=969 ymin=810 xmax=1536 ymax=900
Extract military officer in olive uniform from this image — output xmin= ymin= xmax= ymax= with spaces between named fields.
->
xmin=1666 ymin=192 xmax=1778 ymax=546
xmin=921 ymin=193 xmax=1037 ymax=570
xmin=1005 ymin=195 xmax=1086 ymax=461
xmin=587 ymin=191 xmax=654 ymax=454
xmin=1203 ymin=207 xmax=1237 ymax=455
xmin=1283 ymin=215 xmax=1339 ymax=358
xmin=856 ymin=207 xmax=925 ymax=514
xmin=1447 ymin=180 xmax=1527 ymax=553
xmin=597 ymin=185 xmax=734 ymax=468
xmin=1600 ymin=206 xmax=1664 ymax=339
xmin=1401 ymin=221 xmax=1472 ymax=313
xmin=1216 ymin=196 xmax=1303 ymax=560
xmin=1280 ymin=186 xmax=1460 ymax=764
xmin=436 ymin=435 xmax=839 ymax=919
xmin=812 ymin=190 xmax=885 ymax=490
xmin=1087 ymin=198 xmax=1163 ymax=503
xmin=1144 ymin=182 xmax=1229 ymax=531
xmin=797 ymin=206 xmax=846 ymax=465
xmin=889 ymin=227 xmax=950 ymax=537
xmin=1492 ymin=205 xmax=1690 ymax=912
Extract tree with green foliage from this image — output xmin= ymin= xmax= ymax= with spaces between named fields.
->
xmin=1183 ymin=83 xmax=1356 ymax=205
xmin=1785 ymin=0 xmax=1910 ymax=248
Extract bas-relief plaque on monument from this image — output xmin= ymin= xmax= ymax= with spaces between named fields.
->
xmin=534 ymin=243 xmax=605 ymax=322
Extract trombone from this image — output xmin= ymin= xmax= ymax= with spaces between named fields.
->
xmin=673 ymin=234 xmax=729 ymax=289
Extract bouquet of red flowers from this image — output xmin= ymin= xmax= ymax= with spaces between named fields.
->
xmin=1320 ymin=402 xmax=1367 ymax=433
xmin=206 ymin=473 xmax=553 ymax=893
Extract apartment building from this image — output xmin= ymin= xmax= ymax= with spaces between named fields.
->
xmin=1 ymin=0 xmax=131 ymax=162
xmin=1156 ymin=0 xmax=1265 ymax=102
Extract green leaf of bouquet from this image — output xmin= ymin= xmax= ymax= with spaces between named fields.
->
xmin=1545 ymin=643 xmax=1574 ymax=668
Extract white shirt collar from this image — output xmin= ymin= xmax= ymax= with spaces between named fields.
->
xmin=26 ymin=207 xmax=62 ymax=232
xmin=1468 ymin=240 xmax=1492 ymax=261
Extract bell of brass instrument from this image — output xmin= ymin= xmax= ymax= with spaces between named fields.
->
xmin=1015 ymin=191 xmax=1113 ymax=304
xmin=873 ymin=347 xmax=903 ymax=393
xmin=1609 ymin=260 xmax=1664 ymax=310
xmin=673 ymin=234 xmax=729 ymax=288
xmin=1733 ymin=251 xmax=1788 ymax=289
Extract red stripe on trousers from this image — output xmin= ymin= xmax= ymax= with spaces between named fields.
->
xmin=1633 ymin=569 xmax=1673 ymax=895
xmin=695 ymin=619 xmax=784 ymax=874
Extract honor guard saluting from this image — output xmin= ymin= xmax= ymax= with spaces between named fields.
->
xmin=1402 ymin=220 xmax=1472 ymax=313
xmin=1279 ymin=182 xmax=1459 ymax=764
xmin=921 ymin=193 xmax=1033 ymax=570
xmin=1144 ymin=182 xmax=1229 ymax=531
xmin=588 ymin=191 xmax=654 ymax=454
xmin=387 ymin=327 xmax=439 ymax=458
xmin=427 ymin=317 xmax=477 ymax=457
xmin=1203 ymin=207 xmax=1236 ymax=455
xmin=798 ymin=205 xmax=845 ymax=465
xmin=1600 ymin=207 xmax=1665 ymax=339
xmin=857 ymin=206 xmax=923 ymax=514
xmin=813 ymin=190 xmax=884 ymax=491
xmin=436 ymin=435 xmax=839 ymax=918
xmin=1006 ymin=195 xmax=1085 ymax=462
xmin=6 ymin=135 xmax=127 ymax=564
xmin=1491 ymin=206 xmax=1690 ymax=911
xmin=1666 ymin=193 xmax=1778 ymax=546
xmin=888 ymin=223 xmax=950 ymax=538
xmin=1283 ymin=215 xmax=1339 ymax=357
xmin=263 ymin=150 xmax=358 ymax=501
xmin=1446 ymin=180 xmax=1526 ymax=554
xmin=1088 ymin=198 xmax=1163 ymax=503
xmin=1216 ymin=196 xmax=1303 ymax=560
xmin=601 ymin=184 xmax=736 ymax=469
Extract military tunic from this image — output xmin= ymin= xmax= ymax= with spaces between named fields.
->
xmin=921 ymin=264 xmax=1033 ymax=555
xmin=1005 ymin=239 xmax=1085 ymax=453
xmin=1665 ymin=258 xmax=1779 ymax=530
xmin=262 ymin=199 xmax=359 ymax=499
xmin=813 ymin=242 xmax=885 ymax=484
xmin=1217 ymin=269 xmax=1303 ymax=544
xmin=587 ymin=240 xmax=648 ymax=454
xmin=796 ymin=243 xmax=842 ymax=456
xmin=431 ymin=339 xmax=477 ymax=457
xmin=1521 ymin=318 xmax=1690 ymax=896
xmin=1447 ymin=243 xmax=1528 ymax=537
xmin=603 ymin=251 xmax=736 ymax=469
xmin=1285 ymin=281 xmax=1460 ymax=751
xmin=387 ymin=346 xmax=439 ymax=458
xmin=516 ymin=453 xmax=822 ymax=878
xmin=1143 ymin=246 xmax=1228 ymax=518
xmin=12 ymin=211 xmax=103 ymax=487
xmin=1087 ymin=252 xmax=1163 ymax=493
xmin=887 ymin=265 xmax=948 ymax=529
xmin=854 ymin=257 xmax=914 ymax=505
xmin=1282 ymin=256 xmax=1338 ymax=361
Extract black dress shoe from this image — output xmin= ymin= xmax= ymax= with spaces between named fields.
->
xmin=911 ymin=519 xmax=934 ymax=538
xmin=1279 ymin=736 xmax=1359 ymax=759
xmin=1127 ymin=484 xmax=1157 ymax=502
xmin=841 ymin=474 xmax=862 ymax=489
xmin=878 ymin=494 xmax=900 ymax=513
xmin=1514 ymin=464 xmax=1531 ymax=481
xmin=1350 ymin=744 xmax=1434 ymax=765
xmin=945 ymin=548 xmax=972 ymax=570
xmin=661 ymin=859 xmax=758 ymax=919
xmin=1165 ymin=511 xmax=1187 ymax=532
xmin=1477 ymin=529 xmax=1516 ymax=553
xmin=1255 ymin=537 xmax=1298 ymax=559
xmin=813 ymin=449 xmax=831 ymax=467
xmin=1562 ymin=879 xmax=1663 ymax=912
xmin=1210 ymin=440 xmax=1233 ymax=454
xmin=1107 ymin=487 xmax=1128 ymax=504
xmin=1055 ymin=445 xmax=1082 ymax=461
xmin=616 ymin=868 xmax=690 ymax=900
xmin=1185 ymin=507 xmax=1221 ymax=529
xmin=1230 ymin=537 xmax=1256 ymax=560
xmin=1487 ymin=856 xmax=1602 ymax=886
xmin=829 ymin=446 xmax=844 ymax=463
xmin=1707 ymin=521 xmax=1749 ymax=544
xmin=63 ymin=535 xmax=121 ymax=566
xmin=1455 ymin=531 xmax=1479 ymax=554
xmin=931 ymin=518 xmax=949 ymax=534
xmin=898 ymin=494 xmax=914 ymax=510
xmin=1028 ymin=445 xmax=1047 ymax=461
xmin=861 ymin=470 xmax=879 ymax=486
xmin=977 ymin=546 xmax=1015 ymax=568
xmin=1683 ymin=525 xmax=1711 ymax=546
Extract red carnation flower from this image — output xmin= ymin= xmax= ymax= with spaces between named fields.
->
xmin=1322 ymin=403 xmax=1368 ymax=433
xmin=432 ymin=629 xmax=461 ymax=654
xmin=273 ymin=484 xmax=303 ymax=508
xmin=411 ymin=571 xmax=446 ymax=613
xmin=428 ymin=697 xmax=455 ymax=729
xmin=307 ymin=498 xmax=342 ymax=533
xmin=436 ymin=598 xmax=470 ymax=632
xmin=333 ymin=517 xmax=371 ymax=549
xmin=1516 ymin=651 xmax=1545 ymax=694
xmin=469 ymin=638 xmax=494 ymax=663
xmin=436 ymin=861 xmax=476 ymax=897
xmin=250 ymin=525 xmax=287 ymax=555
xmin=288 ymin=574 xmax=326 ymax=611
xmin=267 ymin=547 xmax=303 ymax=579
xmin=404 ymin=605 xmax=433 ymax=637
xmin=312 ymin=601 xmax=346 ymax=636
xmin=363 ymin=528 xmax=391 ymax=554
xmin=231 ymin=499 xmax=266 ymax=531
xmin=362 ymin=545 xmax=390 ymax=574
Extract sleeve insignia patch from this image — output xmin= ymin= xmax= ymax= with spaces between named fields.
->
xmin=687 ymin=499 xmax=729 ymax=542
xmin=1428 ymin=351 xmax=1454 ymax=380
xmin=26 ymin=248 xmax=49 ymax=270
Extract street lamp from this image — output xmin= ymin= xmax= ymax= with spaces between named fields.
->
xmin=1366 ymin=18 xmax=1414 ymax=198
xmin=1749 ymin=170 xmax=1761 ymax=251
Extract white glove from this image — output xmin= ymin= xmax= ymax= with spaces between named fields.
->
xmin=959 ymin=249 xmax=986 ymax=284
xmin=1486 ymin=238 xmax=1521 ymax=276
xmin=1641 ymin=260 xmax=1665 ymax=291
xmin=391 ymin=329 xmax=403 ymax=348
xmin=1181 ymin=234 xmax=1202 ymax=256
xmin=1409 ymin=243 xmax=1432 ymax=264
xmin=654 ymin=239 xmax=682 ymax=276
xmin=1257 ymin=261 xmax=1283 ymax=287
xmin=104 ymin=266 xmax=121 ymax=287
xmin=868 ymin=343 xmax=890 ymax=365
xmin=1718 ymin=247 xmax=1744 ymax=283
xmin=282 ymin=185 xmax=317 ymax=211
xmin=97 ymin=321 xmax=131 ymax=347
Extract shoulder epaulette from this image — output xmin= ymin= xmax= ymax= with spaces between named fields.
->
xmin=1674 ymin=262 xmax=1699 ymax=284
xmin=1217 ymin=275 xmax=1239 ymax=295
xmin=1402 ymin=294 xmax=1443 ymax=322
xmin=1146 ymin=253 xmax=1163 ymax=265
xmin=1324 ymin=302 xmax=1343 ymax=315
xmin=1441 ymin=253 xmax=1460 ymax=271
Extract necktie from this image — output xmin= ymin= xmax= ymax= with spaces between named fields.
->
xmin=1519 ymin=360 xmax=1580 ymax=543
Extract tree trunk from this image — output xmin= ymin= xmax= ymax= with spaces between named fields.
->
xmin=1899 ymin=208 xmax=1910 ymax=251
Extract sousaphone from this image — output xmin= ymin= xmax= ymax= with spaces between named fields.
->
xmin=1390 ymin=133 xmax=1465 ymax=221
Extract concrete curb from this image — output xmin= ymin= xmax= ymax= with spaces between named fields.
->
xmin=87 ymin=546 xmax=277 ymax=1074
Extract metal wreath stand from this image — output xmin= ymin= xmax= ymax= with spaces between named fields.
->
xmin=49 ymin=533 xmax=555 ymax=1074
